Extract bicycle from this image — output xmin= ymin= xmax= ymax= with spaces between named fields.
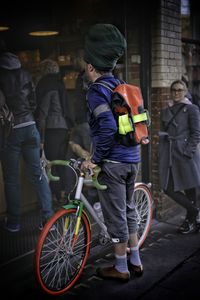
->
xmin=34 ymin=158 xmax=153 ymax=296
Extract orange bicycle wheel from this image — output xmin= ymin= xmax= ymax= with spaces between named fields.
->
xmin=35 ymin=207 xmax=91 ymax=296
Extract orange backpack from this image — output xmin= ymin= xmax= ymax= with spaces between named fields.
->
xmin=94 ymin=81 xmax=150 ymax=147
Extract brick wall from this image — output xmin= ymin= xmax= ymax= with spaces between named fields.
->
xmin=151 ymin=0 xmax=183 ymax=219
xmin=152 ymin=0 xmax=182 ymax=88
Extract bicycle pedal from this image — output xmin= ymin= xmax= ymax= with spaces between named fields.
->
xmin=99 ymin=234 xmax=110 ymax=245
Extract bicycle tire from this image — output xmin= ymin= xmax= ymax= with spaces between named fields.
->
xmin=134 ymin=183 xmax=153 ymax=247
xmin=35 ymin=207 xmax=91 ymax=296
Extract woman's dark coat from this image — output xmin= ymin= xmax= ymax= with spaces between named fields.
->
xmin=158 ymin=101 xmax=200 ymax=192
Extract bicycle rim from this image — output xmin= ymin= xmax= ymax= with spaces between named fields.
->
xmin=134 ymin=184 xmax=153 ymax=247
xmin=35 ymin=208 xmax=91 ymax=296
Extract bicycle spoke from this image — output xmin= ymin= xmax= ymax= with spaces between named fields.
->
xmin=134 ymin=185 xmax=153 ymax=247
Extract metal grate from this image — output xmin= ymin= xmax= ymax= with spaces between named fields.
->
xmin=0 ymin=208 xmax=102 ymax=266
xmin=0 ymin=210 xmax=41 ymax=266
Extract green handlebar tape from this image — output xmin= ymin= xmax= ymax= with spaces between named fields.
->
xmin=46 ymin=160 xmax=107 ymax=190
xmin=92 ymin=167 xmax=107 ymax=190
xmin=46 ymin=160 xmax=70 ymax=181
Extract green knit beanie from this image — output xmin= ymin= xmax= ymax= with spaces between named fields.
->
xmin=84 ymin=23 xmax=127 ymax=71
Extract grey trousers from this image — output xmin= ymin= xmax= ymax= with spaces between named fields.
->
xmin=98 ymin=161 xmax=139 ymax=243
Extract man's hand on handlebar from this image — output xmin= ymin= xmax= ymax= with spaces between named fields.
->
xmin=81 ymin=159 xmax=97 ymax=172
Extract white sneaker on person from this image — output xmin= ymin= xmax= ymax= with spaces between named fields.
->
xmin=4 ymin=218 xmax=20 ymax=233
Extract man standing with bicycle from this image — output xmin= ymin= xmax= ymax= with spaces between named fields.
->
xmin=81 ymin=24 xmax=143 ymax=281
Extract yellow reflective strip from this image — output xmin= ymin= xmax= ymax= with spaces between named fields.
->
xmin=118 ymin=115 xmax=133 ymax=135
xmin=132 ymin=112 xmax=148 ymax=123
xmin=118 ymin=112 xmax=149 ymax=135
xmin=64 ymin=217 xmax=69 ymax=230
xmin=75 ymin=216 xmax=81 ymax=235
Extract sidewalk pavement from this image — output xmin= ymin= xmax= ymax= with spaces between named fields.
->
xmin=66 ymin=212 xmax=200 ymax=300
xmin=1 ymin=206 xmax=200 ymax=299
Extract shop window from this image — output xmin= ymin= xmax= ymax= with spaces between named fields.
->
xmin=182 ymin=0 xmax=200 ymax=106
xmin=181 ymin=0 xmax=191 ymax=39
xmin=182 ymin=41 xmax=200 ymax=106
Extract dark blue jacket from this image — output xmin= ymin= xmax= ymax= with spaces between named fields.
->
xmin=86 ymin=74 xmax=140 ymax=164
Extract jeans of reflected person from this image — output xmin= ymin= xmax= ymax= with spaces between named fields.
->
xmin=2 ymin=124 xmax=54 ymax=224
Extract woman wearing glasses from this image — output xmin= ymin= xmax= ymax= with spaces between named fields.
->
xmin=158 ymin=79 xmax=200 ymax=234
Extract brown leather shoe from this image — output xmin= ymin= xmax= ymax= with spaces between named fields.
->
xmin=129 ymin=263 xmax=143 ymax=277
xmin=96 ymin=266 xmax=130 ymax=282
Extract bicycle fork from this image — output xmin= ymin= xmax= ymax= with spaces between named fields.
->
xmin=68 ymin=175 xmax=85 ymax=250
xmin=70 ymin=202 xmax=84 ymax=250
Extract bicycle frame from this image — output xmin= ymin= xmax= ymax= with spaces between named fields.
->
xmin=64 ymin=174 xmax=110 ymax=241
xmin=46 ymin=158 xmax=110 ymax=236
xmin=80 ymin=193 xmax=109 ymax=237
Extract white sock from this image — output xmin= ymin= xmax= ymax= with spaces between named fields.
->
xmin=115 ymin=254 xmax=129 ymax=273
xmin=130 ymin=245 xmax=142 ymax=266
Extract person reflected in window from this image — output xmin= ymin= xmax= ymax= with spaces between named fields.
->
xmin=35 ymin=59 xmax=73 ymax=205
xmin=0 ymin=40 xmax=54 ymax=232
xmin=69 ymin=49 xmax=91 ymax=158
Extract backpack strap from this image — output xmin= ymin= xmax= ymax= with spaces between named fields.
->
xmin=91 ymin=78 xmax=122 ymax=93
xmin=92 ymin=82 xmax=113 ymax=92
xmin=89 ymin=79 xmax=122 ymax=118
